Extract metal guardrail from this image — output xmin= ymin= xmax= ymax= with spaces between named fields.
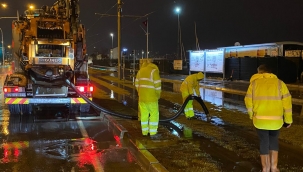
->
xmin=162 ymin=77 xmax=303 ymax=116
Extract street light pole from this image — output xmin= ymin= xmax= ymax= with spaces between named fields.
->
xmin=175 ymin=7 xmax=181 ymax=60
xmin=110 ymin=33 xmax=113 ymax=48
xmin=146 ymin=18 xmax=149 ymax=59
xmin=0 ymin=28 xmax=4 ymax=65
xmin=117 ymin=0 xmax=122 ymax=80
xmin=110 ymin=33 xmax=113 ymax=60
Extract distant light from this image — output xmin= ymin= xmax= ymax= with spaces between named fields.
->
xmin=1 ymin=3 xmax=7 ymax=8
xmin=110 ymin=33 xmax=113 ymax=37
xmin=175 ymin=7 xmax=181 ymax=14
xmin=29 ymin=5 xmax=34 ymax=10
xmin=122 ymin=100 xmax=127 ymax=106
xmin=123 ymin=48 xmax=127 ymax=52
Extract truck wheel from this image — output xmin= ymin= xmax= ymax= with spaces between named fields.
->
xmin=70 ymin=104 xmax=80 ymax=114
xmin=8 ymin=104 xmax=21 ymax=115
xmin=20 ymin=104 xmax=32 ymax=115
xmin=80 ymin=104 xmax=90 ymax=113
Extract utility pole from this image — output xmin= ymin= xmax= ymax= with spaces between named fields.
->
xmin=177 ymin=11 xmax=180 ymax=60
xmin=146 ymin=18 xmax=149 ymax=59
xmin=0 ymin=10 xmax=19 ymax=20
xmin=96 ymin=6 xmax=153 ymax=79
xmin=0 ymin=28 xmax=4 ymax=65
xmin=117 ymin=0 xmax=122 ymax=80
xmin=133 ymin=50 xmax=136 ymax=72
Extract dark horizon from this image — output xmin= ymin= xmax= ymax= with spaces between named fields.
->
xmin=1 ymin=0 xmax=303 ymax=56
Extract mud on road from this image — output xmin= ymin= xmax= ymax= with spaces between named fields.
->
xmin=89 ymin=69 xmax=303 ymax=172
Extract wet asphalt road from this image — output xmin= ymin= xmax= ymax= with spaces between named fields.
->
xmin=89 ymin=67 xmax=303 ymax=172
xmin=1 ymin=66 xmax=303 ymax=172
xmin=0 ymin=72 xmax=144 ymax=172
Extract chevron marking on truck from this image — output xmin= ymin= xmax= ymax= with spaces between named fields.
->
xmin=5 ymin=98 xmax=29 ymax=104
xmin=2 ymin=141 xmax=29 ymax=149
xmin=71 ymin=98 xmax=92 ymax=104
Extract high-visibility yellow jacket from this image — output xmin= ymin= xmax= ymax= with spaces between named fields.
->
xmin=244 ymin=73 xmax=293 ymax=130
xmin=180 ymin=72 xmax=204 ymax=95
xmin=135 ymin=63 xmax=161 ymax=102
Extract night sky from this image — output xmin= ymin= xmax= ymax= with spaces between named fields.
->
xmin=1 ymin=0 xmax=303 ymax=56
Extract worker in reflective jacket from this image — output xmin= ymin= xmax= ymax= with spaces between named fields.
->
xmin=137 ymin=62 xmax=149 ymax=121
xmin=244 ymin=64 xmax=292 ymax=172
xmin=135 ymin=62 xmax=161 ymax=137
xmin=180 ymin=72 xmax=204 ymax=119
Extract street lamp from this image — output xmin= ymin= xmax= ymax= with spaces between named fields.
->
xmin=122 ymin=48 xmax=127 ymax=80
xmin=110 ymin=33 xmax=114 ymax=48
xmin=0 ymin=28 xmax=4 ymax=65
xmin=29 ymin=5 xmax=34 ymax=10
xmin=1 ymin=3 xmax=7 ymax=8
xmin=175 ymin=7 xmax=181 ymax=60
xmin=7 ymin=45 xmax=11 ymax=62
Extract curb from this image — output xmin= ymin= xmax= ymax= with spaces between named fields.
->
xmin=105 ymin=115 xmax=169 ymax=172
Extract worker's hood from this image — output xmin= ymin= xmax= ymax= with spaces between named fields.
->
xmin=250 ymin=73 xmax=277 ymax=83
xmin=141 ymin=62 xmax=148 ymax=68
xmin=196 ymin=72 xmax=204 ymax=80
xmin=147 ymin=63 xmax=159 ymax=70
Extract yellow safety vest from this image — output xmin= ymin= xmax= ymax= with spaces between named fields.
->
xmin=245 ymin=73 xmax=292 ymax=130
xmin=135 ymin=63 xmax=161 ymax=102
xmin=180 ymin=73 xmax=204 ymax=95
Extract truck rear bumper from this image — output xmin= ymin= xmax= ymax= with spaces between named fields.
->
xmin=5 ymin=97 xmax=92 ymax=104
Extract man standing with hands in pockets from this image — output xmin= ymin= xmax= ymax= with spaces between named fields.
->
xmin=245 ymin=64 xmax=292 ymax=172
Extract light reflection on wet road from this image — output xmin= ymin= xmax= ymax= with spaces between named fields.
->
xmin=0 ymin=72 xmax=144 ymax=171
xmin=2 ymin=66 xmax=303 ymax=171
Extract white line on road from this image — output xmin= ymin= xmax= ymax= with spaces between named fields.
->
xmin=77 ymin=119 xmax=104 ymax=172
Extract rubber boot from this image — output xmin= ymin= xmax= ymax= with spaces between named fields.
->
xmin=260 ymin=155 xmax=270 ymax=172
xmin=269 ymin=150 xmax=280 ymax=172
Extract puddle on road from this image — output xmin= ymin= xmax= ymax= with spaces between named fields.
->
xmin=0 ymin=112 xmax=143 ymax=171
xmin=0 ymin=138 xmax=140 ymax=171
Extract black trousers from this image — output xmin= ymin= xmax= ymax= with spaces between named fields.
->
xmin=256 ymin=129 xmax=280 ymax=155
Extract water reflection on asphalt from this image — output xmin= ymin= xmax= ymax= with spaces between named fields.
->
xmin=0 ymin=70 xmax=144 ymax=172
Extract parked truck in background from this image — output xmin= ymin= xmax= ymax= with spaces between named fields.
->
xmin=3 ymin=0 xmax=93 ymax=118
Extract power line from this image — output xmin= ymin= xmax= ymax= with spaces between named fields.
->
xmin=86 ymin=2 xmax=117 ymax=32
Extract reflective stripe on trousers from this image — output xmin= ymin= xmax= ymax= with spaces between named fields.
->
xmin=182 ymin=91 xmax=195 ymax=118
xmin=139 ymin=101 xmax=159 ymax=135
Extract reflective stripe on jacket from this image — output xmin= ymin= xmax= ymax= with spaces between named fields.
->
xmin=244 ymin=73 xmax=292 ymax=130
xmin=135 ymin=63 xmax=161 ymax=102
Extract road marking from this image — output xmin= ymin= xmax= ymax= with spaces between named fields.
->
xmin=76 ymin=120 xmax=89 ymax=137
xmin=77 ymin=119 xmax=104 ymax=172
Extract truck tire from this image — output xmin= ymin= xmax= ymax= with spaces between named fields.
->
xmin=80 ymin=104 xmax=90 ymax=113
xmin=70 ymin=104 xmax=80 ymax=114
xmin=8 ymin=104 xmax=21 ymax=115
xmin=20 ymin=104 xmax=32 ymax=115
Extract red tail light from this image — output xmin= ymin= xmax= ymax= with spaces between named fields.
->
xmin=79 ymin=86 xmax=85 ymax=92
xmin=3 ymin=87 xmax=19 ymax=93
xmin=76 ymin=85 xmax=93 ymax=93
